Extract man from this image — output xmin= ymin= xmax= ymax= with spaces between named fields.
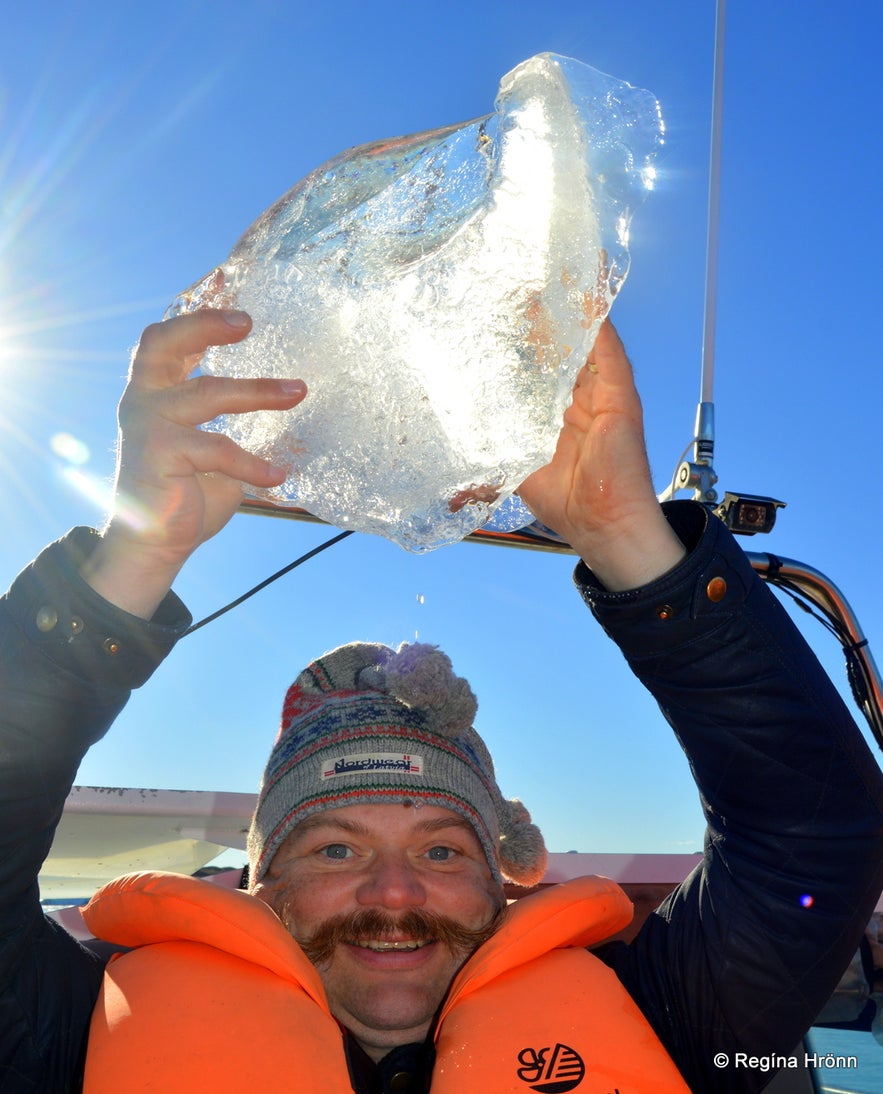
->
xmin=2 ymin=311 xmax=883 ymax=1093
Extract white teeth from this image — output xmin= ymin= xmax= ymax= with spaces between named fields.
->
xmin=354 ymin=939 xmax=430 ymax=951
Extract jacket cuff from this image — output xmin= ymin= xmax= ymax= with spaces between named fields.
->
xmin=574 ymin=501 xmax=759 ymax=660
xmin=5 ymin=528 xmax=192 ymax=689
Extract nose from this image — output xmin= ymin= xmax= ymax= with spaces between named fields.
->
xmin=356 ymin=850 xmax=427 ymax=910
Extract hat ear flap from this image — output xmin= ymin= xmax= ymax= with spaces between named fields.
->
xmin=498 ymin=798 xmax=548 ymax=887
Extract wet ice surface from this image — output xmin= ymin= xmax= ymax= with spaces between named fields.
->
xmin=167 ymin=53 xmax=663 ymax=552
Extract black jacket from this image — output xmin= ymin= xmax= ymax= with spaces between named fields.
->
xmin=2 ymin=503 xmax=883 ymax=1093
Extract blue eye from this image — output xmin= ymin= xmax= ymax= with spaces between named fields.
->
xmin=427 ymin=846 xmax=456 ymax=862
xmin=320 ymin=844 xmax=352 ymax=860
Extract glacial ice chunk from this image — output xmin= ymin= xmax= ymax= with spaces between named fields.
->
xmin=167 ymin=53 xmax=663 ymax=552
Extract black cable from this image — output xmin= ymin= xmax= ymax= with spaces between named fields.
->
xmin=182 ymin=529 xmax=355 ymax=637
xmin=763 ymin=572 xmax=883 ymax=748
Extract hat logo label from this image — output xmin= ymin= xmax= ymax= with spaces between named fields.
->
xmin=322 ymin=753 xmax=424 ymax=779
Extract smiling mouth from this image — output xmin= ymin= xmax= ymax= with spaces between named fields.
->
xmin=353 ymin=939 xmax=432 ymax=952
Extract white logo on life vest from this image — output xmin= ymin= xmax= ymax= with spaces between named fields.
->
xmin=516 ymin=1043 xmax=586 ymax=1092
xmin=321 ymin=753 xmax=423 ymax=779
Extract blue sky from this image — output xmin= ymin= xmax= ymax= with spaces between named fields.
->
xmin=2 ymin=0 xmax=882 ymax=859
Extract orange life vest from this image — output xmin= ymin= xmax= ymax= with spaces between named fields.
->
xmin=81 ymin=871 xmax=690 ymax=1093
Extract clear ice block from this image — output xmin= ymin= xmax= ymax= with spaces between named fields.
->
xmin=167 ymin=53 xmax=663 ymax=552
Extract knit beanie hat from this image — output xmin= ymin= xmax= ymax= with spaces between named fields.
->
xmin=247 ymin=641 xmax=547 ymax=888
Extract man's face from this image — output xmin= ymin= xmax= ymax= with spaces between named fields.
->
xmin=251 ymin=803 xmax=505 ymax=1060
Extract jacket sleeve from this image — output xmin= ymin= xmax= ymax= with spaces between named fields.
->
xmin=0 ymin=528 xmax=191 ymax=1092
xmin=582 ymin=502 xmax=883 ymax=1094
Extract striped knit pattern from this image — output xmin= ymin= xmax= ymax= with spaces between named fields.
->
xmin=248 ymin=688 xmax=502 ymax=885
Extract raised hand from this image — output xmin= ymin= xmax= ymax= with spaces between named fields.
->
xmin=81 ymin=310 xmax=307 ymax=618
xmin=518 ymin=320 xmax=685 ymax=591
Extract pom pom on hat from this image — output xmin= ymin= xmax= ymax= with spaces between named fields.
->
xmin=358 ymin=643 xmax=478 ymax=737
xmin=499 ymin=799 xmax=548 ymax=887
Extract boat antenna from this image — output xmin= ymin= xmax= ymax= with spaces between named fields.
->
xmin=660 ymin=0 xmax=726 ymax=504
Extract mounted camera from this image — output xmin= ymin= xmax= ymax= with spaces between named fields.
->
xmin=714 ymin=492 xmax=786 ymax=536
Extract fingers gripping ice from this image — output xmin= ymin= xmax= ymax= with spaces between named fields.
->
xmin=167 ymin=53 xmax=662 ymax=552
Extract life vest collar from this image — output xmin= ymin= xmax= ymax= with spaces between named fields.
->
xmin=438 ymin=874 xmax=632 ymax=1025
xmin=83 ymin=871 xmax=633 ymax=1023
xmin=82 ymin=870 xmax=330 ymax=1011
